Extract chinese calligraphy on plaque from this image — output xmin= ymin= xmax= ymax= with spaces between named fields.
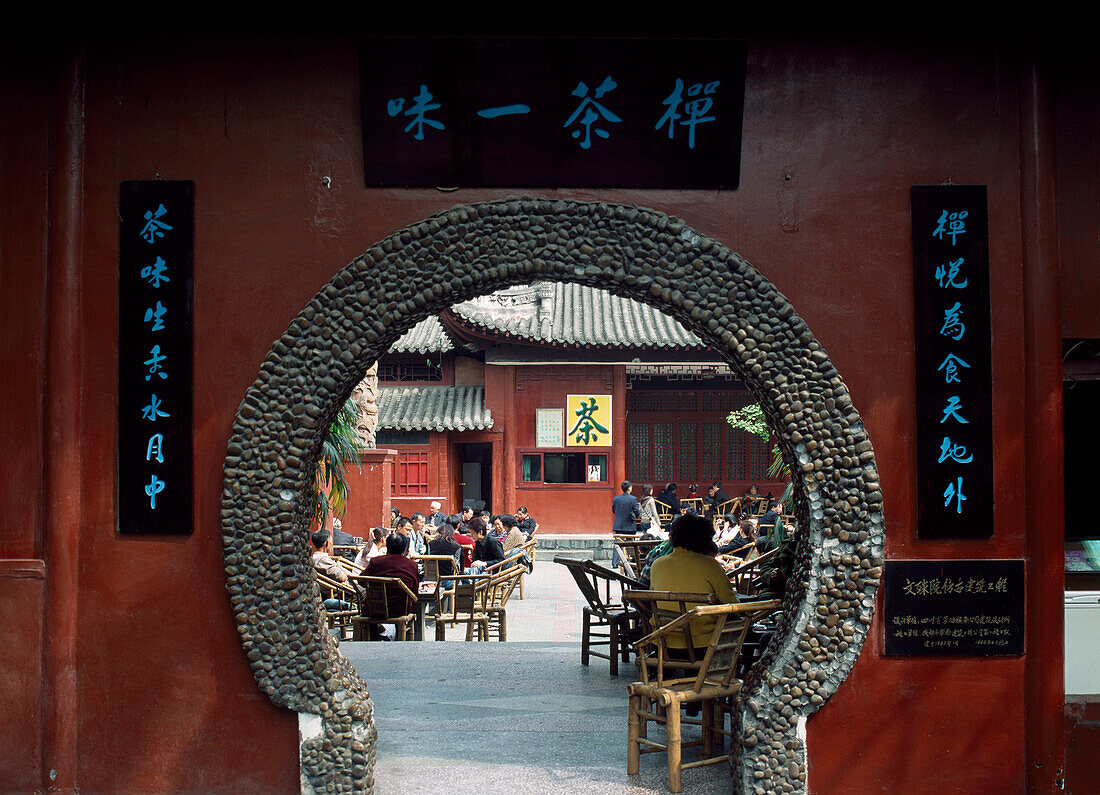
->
xmin=911 ymin=186 xmax=992 ymax=538
xmin=119 ymin=181 xmax=194 ymax=534
xmin=535 ymin=408 xmax=565 ymax=448
xmin=884 ymin=560 xmax=1024 ymax=656
xmin=565 ymin=395 xmax=612 ymax=447
xmin=359 ymin=37 xmax=746 ymax=189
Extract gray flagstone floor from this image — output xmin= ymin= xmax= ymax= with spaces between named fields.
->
xmin=339 ymin=555 xmax=733 ymax=794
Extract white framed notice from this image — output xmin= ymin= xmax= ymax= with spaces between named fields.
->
xmin=535 ymin=408 xmax=564 ymax=448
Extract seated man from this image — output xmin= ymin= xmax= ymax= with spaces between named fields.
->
xmin=311 ymin=528 xmax=354 ymax=611
xmin=648 ymin=514 xmax=737 ymax=653
xmin=427 ymin=500 xmax=447 ymax=528
xmin=514 ymin=506 xmax=539 ymax=538
xmin=360 ymin=532 xmax=421 ymax=619
xmin=405 ymin=513 xmax=429 ymax=556
xmin=330 ymin=518 xmax=359 ymax=561
xmin=759 ymin=500 xmax=783 ymax=533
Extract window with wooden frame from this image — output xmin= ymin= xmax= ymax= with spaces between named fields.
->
xmin=392 ymin=449 xmax=430 ymax=496
xmin=626 ymin=389 xmax=774 ymax=485
xmin=519 ymin=450 xmax=609 ymax=486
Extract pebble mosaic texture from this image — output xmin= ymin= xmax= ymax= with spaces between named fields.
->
xmin=220 ymin=198 xmax=885 ymax=794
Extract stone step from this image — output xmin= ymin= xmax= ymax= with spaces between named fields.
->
xmin=532 ymin=533 xmax=614 ymax=561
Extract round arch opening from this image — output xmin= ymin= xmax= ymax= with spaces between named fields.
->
xmin=220 ymin=197 xmax=885 ymax=793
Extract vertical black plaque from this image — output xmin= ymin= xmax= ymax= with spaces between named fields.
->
xmin=912 ymin=186 xmax=993 ymax=538
xmin=884 ymin=560 xmax=1025 ymax=656
xmin=119 ymin=181 xmax=194 ymax=534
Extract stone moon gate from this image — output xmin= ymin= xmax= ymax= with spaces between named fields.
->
xmin=220 ymin=198 xmax=885 ymax=793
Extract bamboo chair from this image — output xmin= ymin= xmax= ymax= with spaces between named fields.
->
xmin=412 ymin=554 xmax=460 ymax=613
xmin=433 ymin=574 xmax=490 ymax=641
xmin=725 ymin=547 xmax=781 ymax=597
xmin=517 ymin=538 xmax=537 ymax=598
xmin=626 ymin=599 xmax=782 ymax=793
xmin=314 ymin=572 xmax=359 ymax=640
xmin=555 ymin=556 xmax=643 ymax=675
xmin=348 ymin=575 xmax=418 ymax=641
xmin=332 ymin=544 xmax=361 ymax=562
xmin=613 ymin=536 xmax=660 ymax=574
xmin=714 ymin=498 xmax=740 ymax=518
xmin=614 ymin=545 xmax=639 ymax=581
xmin=656 ymin=503 xmax=674 ymax=527
xmin=680 ymin=497 xmax=704 ymax=514
xmin=483 ymin=564 xmax=526 ymax=641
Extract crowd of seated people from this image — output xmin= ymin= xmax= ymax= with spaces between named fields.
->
xmin=636 ymin=507 xmax=791 ymax=588
xmin=309 ymin=500 xmax=543 ymax=642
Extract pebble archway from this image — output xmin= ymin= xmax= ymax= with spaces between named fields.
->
xmin=220 ymin=197 xmax=886 ymax=794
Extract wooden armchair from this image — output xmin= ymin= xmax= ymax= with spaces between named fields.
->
xmin=613 ymin=536 xmax=660 ymax=574
xmin=483 ymin=564 xmax=526 ymax=641
xmin=622 ymin=590 xmax=719 ymax=671
xmin=680 ymin=497 xmax=704 ymax=514
xmin=433 ymin=574 xmax=490 ymax=641
xmin=713 ymin=497 xmax=740 ymax=518
xmin=315 ymin=572 xmax=359 ymax=640
xmin=555 ymin=556 xmax=644 ymax=675
xmin=626 ymin=599 xmax=782 ymax=793
xmin=724 ymin=547 xmax=780 ymax=597
xmin=348 ymin=575 xmax=418 ymax=641
xmin=517 ymin=538 xmax=537 ymax=598
xmin=613 ymin=545 xmax=639 ymax=581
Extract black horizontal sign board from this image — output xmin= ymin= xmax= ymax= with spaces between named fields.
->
xmin=911 ymin=185 xmax=993 ymax=538
xmin=359 ymin=37 xmax=746 ymax=189
xmin=884 ymin=560 xmax=1024 ymax=656
xmin=118 ymin=180 xmax=194 ymax=535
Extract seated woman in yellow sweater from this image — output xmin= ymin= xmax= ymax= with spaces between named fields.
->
xmin=648 ymin=514 xmax=738 ymax=652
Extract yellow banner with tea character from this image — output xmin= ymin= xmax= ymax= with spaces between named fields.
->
xmin=565 ymin=394 xmax=612 ymax=446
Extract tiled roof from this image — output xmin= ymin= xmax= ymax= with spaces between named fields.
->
xmin=390 ymin=315 xmax=454 ymax=354
xmin=378 ymin=385 xmax=493 ymax=432
xmin=450 ymin=282 xmax=702 ymax=349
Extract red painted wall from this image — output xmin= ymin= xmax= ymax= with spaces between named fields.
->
xmin=510 ymin=364 xmax=620 ymax=532
xmin=1 ymin=34 xmax=1084 ymax=792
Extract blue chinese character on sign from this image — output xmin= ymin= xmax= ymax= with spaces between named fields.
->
xmin=938 ymin=436 xmax=973 ymax=464
xmin=655 ymin=78 xmax=719 ymax=149
xmin=387 ymin=85 xmax=446 ymax=141
xmin=564 ymin=76 xmax=621 ymax=150
xmin=144 ymin=345 xmax=167 ymax=381
xmin=141 ymin=257 xmax=170 ymax=288
xmin=140 ymin=203 xmax=173 ymax=244
xmin=937 ymin=353 xmax=970 ymax=384
xmin=935 ymin=257 xmax=968 ymax=289
xmin=146 ymin=433 xmax=165 ymax=463
xmin=939 ymin=302 xmax=965 ymax=341
xmin=145 ymin=474 xmax=165 ymax=509
xmin=476 ymin=103 xmax=531 ymax=119
xmin=943 ymin=477 xmax=967 ymax=514
xmin=940 ymin=395 xmax=969 ymax=425
xmin=141 ymin=394 xmax=170 ymax=422
xmin=144 ymin=301 xmax=167 ymax=332
xmin=932 ymin=209 xmax=968 ymax=246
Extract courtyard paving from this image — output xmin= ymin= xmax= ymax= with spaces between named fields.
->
xmin=339 ymin=554 xmax=733 ymax=794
